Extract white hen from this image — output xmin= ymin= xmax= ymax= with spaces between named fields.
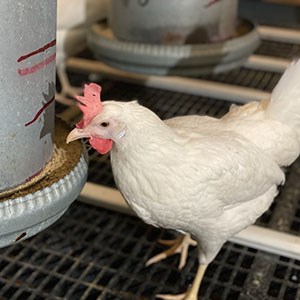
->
xmin=56 ymin=0 xmax=108 ymax=105
xmin=67 ymin=60 xmax=300 ymax=300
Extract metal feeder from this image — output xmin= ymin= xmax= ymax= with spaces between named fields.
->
xmin=88 ymin=0 xmax=259 ymax=76
xmin=87 ymin=19 xmax=260 ymax=76
xmin=109 ymin=0 xmax=239 ymax=44
xmin=0 ymin=0 xmax=88 ymax=247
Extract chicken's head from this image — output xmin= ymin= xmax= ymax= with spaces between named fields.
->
xmin=66 ymin=83 xmax=126 ymax=155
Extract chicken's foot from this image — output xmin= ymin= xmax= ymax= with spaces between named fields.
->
xmin=56 ymin=64 xmax=82 ymax=106
xmin=146 ymin=234 xmax=197 ymax=270
xmin=156 ymin=264 xmax=208 ymax=300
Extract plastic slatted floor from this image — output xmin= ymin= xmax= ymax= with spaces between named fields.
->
xmin=0 ymin=203 xmax=299 ymax=300
xmin=1 ymin=39 xmax=300 ymax=299
xmin=255 ymin=40 xmax=300 ymax=60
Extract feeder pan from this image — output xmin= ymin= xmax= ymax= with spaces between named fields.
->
xmin=0 ymin=119 xmax=88 ymax=248
xmin=88 ymin=19 xmax=260 ymax=76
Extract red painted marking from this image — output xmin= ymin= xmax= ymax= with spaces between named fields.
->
xmin=26 ymin=169 xmax=43 ymax=182
xmin=25 ymin=96 xmax=55 ymax=127
xmin=205 ymin=0 xmax=221 ymax=8
xmin=15 ymin=232 xmax=27 ymax=242
xmin=18 ymin=53 xmax=56 ymax=76
xmin=17 ymin=39 xmax=56 ymax=63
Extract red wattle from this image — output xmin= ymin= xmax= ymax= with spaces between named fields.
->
xmin=90 ymin=138 xmax=113 ymax=155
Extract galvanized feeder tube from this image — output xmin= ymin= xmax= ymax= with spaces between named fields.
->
xmin=0 ymin=1 xmax=56 ymax=193
xmin=90 ymin=0 xmax=258 ymax=76
xmin=109 ymin=0 xmax=238 ymax=45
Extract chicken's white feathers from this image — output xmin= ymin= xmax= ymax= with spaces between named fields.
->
xmin=266 ymin=59 xmax=300 ymax=137
xmin=79 ymin=61 xmax=300 ymax=265
xmin=165 ymin=103 xmax=300 ymax=167
xmin=109 ymin=102 xmax=285 ymax=263
xmin=56 ymin=0 xmax=108 ymax=64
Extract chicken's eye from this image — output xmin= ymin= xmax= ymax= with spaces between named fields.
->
xmin=100 ymin=122 xmax=109 ymax=127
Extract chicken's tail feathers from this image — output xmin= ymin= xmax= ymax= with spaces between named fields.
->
xmin=266 ymin=59 xmax=300 ymax=133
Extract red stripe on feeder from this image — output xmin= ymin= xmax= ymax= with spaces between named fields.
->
xmin=17 ymin=39 xmax=56 ymax=63
xmin=25 ymin=96 xmax=55 ymax=127
xmin=18 ymin=53 xmax=56 ymax=76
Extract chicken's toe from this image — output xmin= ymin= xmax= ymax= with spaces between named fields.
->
xmin=156 ymin=264 xmax=207 ymax=300
xmin=156 ymin=293 xmax=187 ymax=300
xmin=56 ymin=63 xmax=82 ymax=106
xmin=146 ymin=234 xmax=196 ymax=270
xmin=156 ymin=288 xmax=198 ymax=300
xmin=55 ymin=93 xmax=77 ymax=106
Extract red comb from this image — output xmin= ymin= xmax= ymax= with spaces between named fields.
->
xmin=76 ymin=83 xmax=103 ymax=129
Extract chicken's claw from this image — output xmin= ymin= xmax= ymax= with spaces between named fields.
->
xmin=55 ymin=93 xmax=78 ymax=106
xmin=156 ymin=288 xmax=197 ymax=300
xmin=156 ymin=293 xmax=187 ymax=300
xmin=146 ymin=234 xmax=197 ymax=270
xmin=156 ymin=264 xmax=207 ymax=300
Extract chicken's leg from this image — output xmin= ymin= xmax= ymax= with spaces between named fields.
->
xmin=156 ymin=264 xmax=208 ymax=300
xmin=146 ymin=234 xmax=197 ymax=270
xmin=56 ymin=63 xmax=82 ymax=106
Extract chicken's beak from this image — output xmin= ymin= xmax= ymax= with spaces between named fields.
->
xmin=66 ymin=128 xmax=89 ymax=144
